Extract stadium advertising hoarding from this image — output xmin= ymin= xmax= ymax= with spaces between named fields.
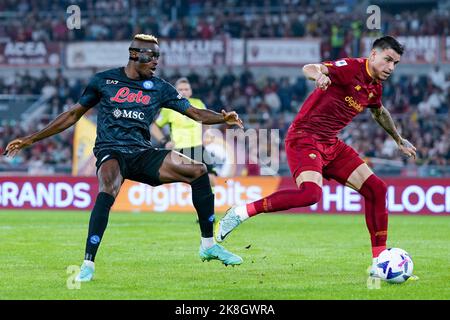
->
xmin=66 ymin=40 xmax=231 ymax=68
xmin=63 ymin=37 xmax=450 ymax=68
xmin=361 ymin=36 xmax=439 ymax=64
xmin=0 ymin=177 xmax=96 ymax=210
xmin=65 ymin=38 xmax=323 ymax=68
xmin=246 ymin=38 xmax=321 ymax=66
xmin=1 ymin=177 xmax=448 ymax=215
xmin=66 ymin=42 xmax=130 ymax=68
xmin=158 ymin=39 xmax=227 ymax=67
xmin=0 ymin=41 xmax=61 ymax=67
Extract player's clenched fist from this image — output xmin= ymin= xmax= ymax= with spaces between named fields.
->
xmin=315 ymin=73 xmax=331 ymax=90
xmin=222 ymin=109 xmax=244 ymax=129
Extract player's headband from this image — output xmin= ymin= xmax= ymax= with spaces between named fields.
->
xmin=129 ymin=47 xmax=160 ymax=63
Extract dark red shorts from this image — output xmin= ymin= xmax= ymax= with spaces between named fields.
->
xmin=285 ymin=133 xmax=364 ymax=185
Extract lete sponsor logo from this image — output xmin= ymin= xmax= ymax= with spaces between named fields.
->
xmin=110 ymin=87 xmax=151 ymax=104
xmin=0 ymin=181 xmax=92 ymax=208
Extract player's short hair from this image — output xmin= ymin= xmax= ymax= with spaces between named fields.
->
xmin=175 ymin=77 xmax=190 ymax=86
xmin=133 ymin=34 xmax=158 ymax=45
xmin=372 ymin=36 xmax=404 ymax=55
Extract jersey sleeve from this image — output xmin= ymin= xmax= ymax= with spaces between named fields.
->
xmin=160 ymin=81 xmax=190 ymax=113
xmin=322 ymin=58 xmax=355 ymax=86
xmin=155 ymin=108 xmax=170 ymax=127
xmin=188 ymin=98 xmax=207 ymax=110
xmin=78 ymin=75 xmax=102 ymax=109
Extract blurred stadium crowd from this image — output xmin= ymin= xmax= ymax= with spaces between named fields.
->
xmin=0 ymin=0 xmax=449 ymax=176
xmin=1 ymin=0 xmax=449 ymax=59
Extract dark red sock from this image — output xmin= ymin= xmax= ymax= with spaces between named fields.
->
xmin=246 ymin=182 xmax=322 ymax=217
xmin=358 ymin=175 xmax=388 ymax=257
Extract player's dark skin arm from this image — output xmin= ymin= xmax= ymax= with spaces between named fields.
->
xmin=370 ymin=106 xmax=417 ymax=159
xmin=3 ymin=102 xmax=122 ymax=197
xmin=3 ymin=103 xmax=88 ymax=157
xmin=184 ymin=106 xmax=244 ymax=128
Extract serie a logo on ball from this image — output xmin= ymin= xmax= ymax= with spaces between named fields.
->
xmin=376 ymin=248 xmax=414 ymax=283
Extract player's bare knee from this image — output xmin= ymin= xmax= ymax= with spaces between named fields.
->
xmin=98 ymin=175 xmax=121 ymax=198
xmin=99 ymin=183 xmax=120 ymax=198
xmin=192 ymin=163 xmax=207 ymax=179
xmin=347 ymin=163 xmax=374 ymax=191
xmin=296 ymin=171 xmax=322 ymax=189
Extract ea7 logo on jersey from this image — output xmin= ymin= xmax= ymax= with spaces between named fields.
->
xmin=106 ymin=79 xmax=119 ymax=84
xmin=112 ymin=108 xmax=144 ymax=120
xmin=335 ymin=60 xmax=347 ymax=67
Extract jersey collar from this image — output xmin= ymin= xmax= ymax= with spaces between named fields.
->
xmin=365 ymin=59 xmax=380 ymax=84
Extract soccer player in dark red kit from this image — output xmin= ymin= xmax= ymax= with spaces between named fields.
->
xmin=216 ymin=36 xmax=418 ymax=278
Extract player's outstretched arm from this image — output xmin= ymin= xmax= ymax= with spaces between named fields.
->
xmin=302 ymin=64 xmax=331 ymax=90
xmin=184 ymin=106 xmax=244 ymax=128
xmin=3 ymin=103 xmax=88 ymax=157
xmin=370 ymin=106 xmax=417 ymax=159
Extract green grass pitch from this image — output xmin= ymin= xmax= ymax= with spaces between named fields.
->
xmin=0 ymin=210 xmax=449 ymax=300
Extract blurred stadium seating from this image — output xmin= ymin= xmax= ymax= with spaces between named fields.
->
xmin=0 ymin=0 xmax=449 ymax=177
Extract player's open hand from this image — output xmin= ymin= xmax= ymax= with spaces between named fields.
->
xmin=315 ymin=73 xmax=331 ymax=90
xmin=222 ymin=110 xmax=244 ymax=129
xmin=397 ymin=138 xmax=417 ymax=159
xmin=3 ymin=137 xmax=33 ymax=157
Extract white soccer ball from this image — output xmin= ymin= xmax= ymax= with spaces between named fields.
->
xmin=376 ymin=248 xmax=414 ymax=283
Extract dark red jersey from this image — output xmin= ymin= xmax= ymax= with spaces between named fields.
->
xmin=288 ymin=58 xmax=383 ymax=142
